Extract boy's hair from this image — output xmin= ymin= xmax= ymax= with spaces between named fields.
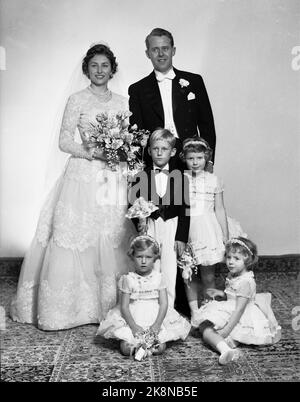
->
xmin=225 ymin=237 xmax=258 ymax=269
xmin=145 ymin=28 xmax=174 ymax=49
xmin=180 ymin=137 xmax=213 ymax=164
xmin=127 ymin=235 xmax=160 ymax=261
xmin=149 ymin=128 xmax=176 ymax=148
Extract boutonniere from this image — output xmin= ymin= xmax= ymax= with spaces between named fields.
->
xmin=179 ymin=78 xmax=189 ymax=88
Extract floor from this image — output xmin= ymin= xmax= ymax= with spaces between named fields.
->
xmin=0 ymin=257 xmax=299 ymax=382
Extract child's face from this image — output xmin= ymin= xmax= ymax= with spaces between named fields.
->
xmin=226 ymin=251 xmax=247 ymax=276
xmin=149 ymin=139 xmax=176 ymax=168
xmin=185 ymin=151 xmax=206 ymax=173
xmin=132 ymin=248 xmax=156 ymax=276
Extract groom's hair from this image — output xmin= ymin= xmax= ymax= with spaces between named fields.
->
xmin=145 ymin=28 xmax=174 ymax=49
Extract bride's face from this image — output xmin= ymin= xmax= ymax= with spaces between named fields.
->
xmin=88 ymin=54 xmax=112 ymax=87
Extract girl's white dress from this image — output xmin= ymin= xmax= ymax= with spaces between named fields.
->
xmin=186 ymin=171 xmax=246 ymax=266
xmin=192 ymin=271 xmax=281 ymax=345
xmin=10 ymin=88 xmax=136 ymax=330
xmin=97 ymin=270 xmax=191 ymax=345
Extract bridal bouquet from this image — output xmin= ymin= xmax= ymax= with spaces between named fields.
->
xmin=177 ymin=243 xmax=198 ymax=283
xmin=133 ymin=329 xmax=160 ymax=361
xmin=84 ymin=111 xmax=150 ymax=172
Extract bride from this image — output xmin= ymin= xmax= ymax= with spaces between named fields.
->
xmin=10 ymin=44 xmax=137 ymax=330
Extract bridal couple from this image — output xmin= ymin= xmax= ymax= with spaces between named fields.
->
xmin=11 ymin=28 xmax=216 ymax=331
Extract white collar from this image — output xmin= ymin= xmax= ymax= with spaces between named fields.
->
xmin=153 ymin=163 xmax=169 ymax=171
xmin=155 ymin=68 xmax=176 ymax=82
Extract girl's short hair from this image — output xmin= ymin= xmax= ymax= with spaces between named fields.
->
xmin=225 ymin=237 xmax=258 ymax=269
xmin=149 ymin=128 xmax=176 ymax=148
xmin=82 ymin=44 xmax=118 ymax=77
xmin=180 ymin=137 xmax=213 ymax=164
xmin=127 ymin=235 xmax=160 ymax=261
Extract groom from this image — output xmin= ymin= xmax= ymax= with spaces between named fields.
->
xmin=128 ymin=27 xmax=216 ymax=169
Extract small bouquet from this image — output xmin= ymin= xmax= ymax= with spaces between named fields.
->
xmin=83 ymin=111 xmax=150 ymax=174
xmin=126 ymin=197 xmax=159 ymax=235
xmin=133 ymin=329 xmax=160 ymax=361
xmin=126 ymin=197 xmax=158 ymax=219
xmin=177 ymin=243 xmax=198 ymax=284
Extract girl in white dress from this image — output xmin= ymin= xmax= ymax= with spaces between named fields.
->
xmin=97 ymin=235 xmax=191 ymax=358
xmin=181 ymin=137 xmax=245 ymax=321
xmin=193 ymin=237 xmax=281 ymax=365
xmin=10 ymin=44 xmax=136 ymax=330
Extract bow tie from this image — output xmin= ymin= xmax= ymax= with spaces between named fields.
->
xmin=154 ymin=168 xmax=169 ymax=175
xmin=155 ymin=69 xmax=176 ymax=82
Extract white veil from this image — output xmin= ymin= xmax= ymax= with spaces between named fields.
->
xmin=43 ymin=42 xmax=127 ymax=193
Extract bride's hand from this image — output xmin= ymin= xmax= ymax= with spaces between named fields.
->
xmin=92 ymin=148 xmax=106 ymax=160
xmin=87 ymin=147 xmax=106 ymax=161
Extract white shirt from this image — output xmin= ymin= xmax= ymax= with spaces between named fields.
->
xmin=153 ymin=163 xmax=169 ymax=198
xmin=155 ymin=69 xmax=178 ymax=138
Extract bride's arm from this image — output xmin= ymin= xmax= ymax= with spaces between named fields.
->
xmin=59 ymin=94 xmax=94 ymax=160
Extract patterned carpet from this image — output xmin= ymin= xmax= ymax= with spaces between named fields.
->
xmin=0 ymin=256 xmax=299 ymax=382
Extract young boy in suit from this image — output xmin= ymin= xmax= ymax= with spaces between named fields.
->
xmin=129 ymin=129 xmax=190 ymax=311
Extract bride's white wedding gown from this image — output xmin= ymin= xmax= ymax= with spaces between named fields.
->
xmin=10 ymin=87 xmax=136 ymax=330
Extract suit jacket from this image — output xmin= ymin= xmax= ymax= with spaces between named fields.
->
xmin=128 ymin=67 xmax=216 ymax=161
xmin=128 ymin=163 xmax=190 ymax=243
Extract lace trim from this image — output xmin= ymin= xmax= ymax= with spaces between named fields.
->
xmin=51 ymin=201 xmax=127 ymax=251
xmin=10 ymin=280 xmax=37 ymax=324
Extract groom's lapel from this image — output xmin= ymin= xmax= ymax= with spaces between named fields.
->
xmin=145 ymin=72 xmax=164 ymax=121
xmin=172 ymin=68 xmax=186 ymax=114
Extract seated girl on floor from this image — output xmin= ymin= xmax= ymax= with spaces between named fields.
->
xmin=192 ymin=237 xmax=281 ymax=365
xmin=97 ymin=235 xmax=191 ymax=360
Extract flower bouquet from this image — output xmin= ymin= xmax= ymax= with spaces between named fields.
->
xmin=177 ymin=243 xmax=198 ymax=284
xmin=133 ymin=329 xmax=160 ymax=361
xmin=83 ymin=111 xmax=150 ymax=174
xmin=125 ymin=197 xmax=159 ymax=234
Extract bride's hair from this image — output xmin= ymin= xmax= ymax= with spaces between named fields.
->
xmin=82 ymin=44 xmax=118 ymax=77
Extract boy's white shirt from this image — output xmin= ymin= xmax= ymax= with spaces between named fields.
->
xmin=153 ymin=163 xmax=169 ymax=198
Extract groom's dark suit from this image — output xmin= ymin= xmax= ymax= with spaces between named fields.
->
xmin=128 ymin=67 xmax=216 ymax=163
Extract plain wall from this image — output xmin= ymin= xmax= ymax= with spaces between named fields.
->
xmin=0 ymin=0 xmax=299 ymax=256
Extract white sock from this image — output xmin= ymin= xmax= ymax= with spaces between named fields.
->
xmin=216 ymin=340 xmax=231 ymax=355
xmin=189 ymin=300 xmax=198 ymax=313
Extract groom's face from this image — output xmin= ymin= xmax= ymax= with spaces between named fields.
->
xmin=146 ymin=35 xmax=176 ymax=73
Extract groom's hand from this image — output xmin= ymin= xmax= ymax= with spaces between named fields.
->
xmin=205 ymin=161 xmax=214 ymax=173
xmin=175 ymin=241 xmax=185 ymax=257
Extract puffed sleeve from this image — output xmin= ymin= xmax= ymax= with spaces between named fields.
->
xmin=118 ymin=274 xmax=132 ymax=294
xmin=59 ymin=94 xmax=92 ymax=159
xmin=236 ymin=280 xmax=252 ymax=298
xmin=214 ymin=175 xmax=224 ymax=193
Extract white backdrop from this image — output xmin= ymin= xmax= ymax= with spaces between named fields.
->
xmin=0 ymin=0 xmax=299 ymax=256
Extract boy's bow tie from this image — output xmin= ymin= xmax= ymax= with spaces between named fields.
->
xmin=154 ymin=168 xmax=169 ymax=175
xmin=155 ymin=69 xmax=176 ymax=82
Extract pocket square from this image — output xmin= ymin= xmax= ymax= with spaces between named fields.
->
xmin=187 ymin=92 xmax=195 ymax=100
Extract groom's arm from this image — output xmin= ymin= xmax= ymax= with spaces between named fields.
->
xmin=128 ymin=83 xmax=144 ymax=130
xmin=194 ymin=75 xmax=216 ymax=162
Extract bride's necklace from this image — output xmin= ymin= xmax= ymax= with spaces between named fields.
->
xmin=88 ymin=86 xmax=112 ymax=102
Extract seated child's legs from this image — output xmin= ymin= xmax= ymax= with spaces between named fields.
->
xmin=200 ymin=265 xmax=216 ymax=302
xmin=198 ymin=320 xmax=241 ymax=365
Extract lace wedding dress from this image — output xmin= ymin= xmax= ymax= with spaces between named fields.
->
xmin=10 ymin=87 xmax=136 ymax=330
